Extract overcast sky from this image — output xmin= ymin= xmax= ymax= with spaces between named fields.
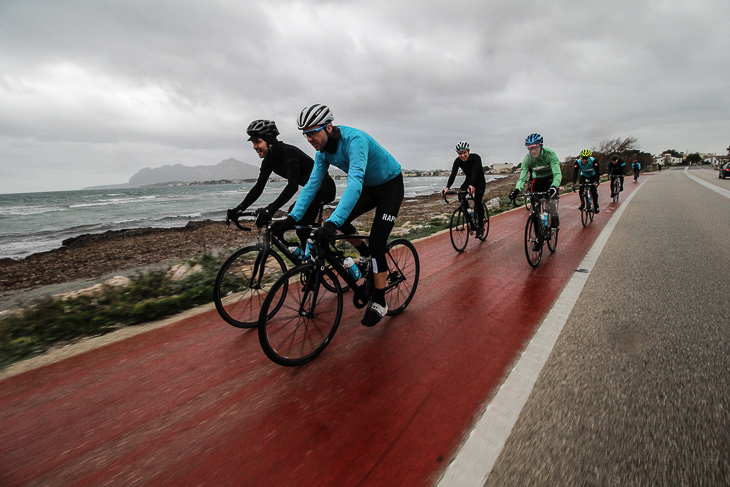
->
xmin=1 ymin=0 xmax=729 ymax=194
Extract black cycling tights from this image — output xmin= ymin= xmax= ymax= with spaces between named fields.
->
xmin=530 ymin=177 xmax=560 ymax=228
xmin=460 ymin=184 xmax=485 ymax=227
xmin=338 ymin=173 xmax=404 ymax=273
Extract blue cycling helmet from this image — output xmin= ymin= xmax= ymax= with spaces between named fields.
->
xmin=525 ymin=133 xmax=543 ymax=146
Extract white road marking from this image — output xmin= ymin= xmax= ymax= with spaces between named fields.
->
xmin=684 ymin=168 xmax=730 ymax=199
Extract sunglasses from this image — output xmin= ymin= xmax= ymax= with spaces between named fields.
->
xmin=526 ymin=144 xmax=542 ymax=151
xmin=302 ymin=125 xmax=328 ymax=138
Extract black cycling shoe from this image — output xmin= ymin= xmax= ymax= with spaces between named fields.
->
xmin=361 ymin=301 xmax=388 ymax=327
xmin=475 ymin=226 xmax=485 ymax=239
xmin=578 ymin=205 xmax=584 ymax=210
xmin=594 ymin=206 xmax=600 ymax=214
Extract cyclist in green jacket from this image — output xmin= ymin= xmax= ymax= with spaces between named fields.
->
xmin=509 ymin=133 xmax=562 ymax=228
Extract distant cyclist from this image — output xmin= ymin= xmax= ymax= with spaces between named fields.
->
xmin=572 ymin=149 xmax=600 ymax=214
xmin=227 ymin=119 xmax=336 ymax=247
xmin=509 ymin=133 xmax=562 ymax=228
xmin=271 ymin=104 xmax=404 ymax=327
xmin=632 ymin=160 xmax=641 ymax=181
xmin=608 ymin=155 xmax=626 ymax=195
xmin=441 ymin=141 xmax=487 ymax=239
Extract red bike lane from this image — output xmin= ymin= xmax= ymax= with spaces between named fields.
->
xmin=0 ymin=183 xmax=639 ymax=487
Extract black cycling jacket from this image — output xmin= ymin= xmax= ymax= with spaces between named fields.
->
xmin=446 ymin=153 xmax=486 ymax=190
xmin=237 ymin=141 xmax=333 ymax=214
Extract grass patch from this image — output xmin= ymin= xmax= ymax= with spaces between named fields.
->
xmin=0 ymin=254 xmax=222 ymax=369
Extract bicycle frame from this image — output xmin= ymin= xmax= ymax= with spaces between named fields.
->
xmin=443 ymin=190 xmax=478 ymax=229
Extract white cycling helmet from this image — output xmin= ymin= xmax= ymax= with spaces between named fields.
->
xmin=455 ymin=141 xmax=470 ymax=152
xmin=298 ymin=104 xmax=334 ymax=130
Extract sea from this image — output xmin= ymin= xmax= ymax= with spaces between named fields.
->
xmin=0 ymin=175 xmax=504 ymax=260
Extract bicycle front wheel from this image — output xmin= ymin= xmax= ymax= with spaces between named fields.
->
xmin=383 ymin=238 xmax=420 ymax=315
xmin=525 ymin=214 xmax=542 ymax=268
xmin=258 ymin=263 xmax=343 ymax=366
xmin=612 ymin=179 xmax=620 ymax=203
xmin=214 ymin=246 xmax=287 ymax=328
xmin=449 ymin=207 xmax=469 ymax=252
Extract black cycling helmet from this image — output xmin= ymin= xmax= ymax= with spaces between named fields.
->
xmin=246 ymin=119 xmax=280 ymax=141
xmin=611 ymin=155 xmax=619 ymax=161
xmin=298 ymin=104 xmax=334 ymax=130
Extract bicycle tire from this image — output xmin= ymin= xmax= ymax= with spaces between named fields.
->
xmin=449 ymin=207 xmax=469 ymax=252
xmin=524 ymin=214 xmax=542 ymax=268
xmin=477 ymin=202 xmax=490 ymax=241
xmin=547 ymin=226 xmax=558 ymax=252
xmin=214 ymin=246 xmax=287 ymax=328
xmin=589 ymin=208 xmax=594 ymax=222
xmin=612 ymin=178 xmax=620 ymax=203
xmin=383 ymin=238 xmax=420 ymax=316
xmin=258 ymin=263 xmax=343 ymax=366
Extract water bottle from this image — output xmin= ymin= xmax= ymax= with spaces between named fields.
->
xmin=541 ymin=212 xmax=548 ymax=228
xmin=303 ymin=238 xmax=314 ymax=259
xmin=289 ymin=246 xmax=304 ymax=261
xmin=343 ymin=257 xmax=361 ymax=281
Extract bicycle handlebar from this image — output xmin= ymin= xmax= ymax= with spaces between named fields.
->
xmin=225 ymin=209 xmax=254 ymax=231
xmin=441 ymin=189 xmax=471 ymax=205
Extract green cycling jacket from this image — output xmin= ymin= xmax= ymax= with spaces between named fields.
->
xmin=516 ymin=147 xmax=562 ymax=191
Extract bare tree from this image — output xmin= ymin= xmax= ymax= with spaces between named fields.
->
xmin=591 ymin=136 xmax=640 ymax=155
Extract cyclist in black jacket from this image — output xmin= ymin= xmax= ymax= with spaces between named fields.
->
xmin=441 ymin=141 xmax=487 ymax=238
xmin=608 ymin=155 xmax=626 ymax=195
xmin=228 ymin=119 xmax=336 ymax=246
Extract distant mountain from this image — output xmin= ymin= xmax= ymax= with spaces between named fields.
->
xmin=128 ymin=158 xmax=261 ymax=187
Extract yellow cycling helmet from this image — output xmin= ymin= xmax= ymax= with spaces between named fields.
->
xmin=580 ymin=149 xmax=592 ymax=158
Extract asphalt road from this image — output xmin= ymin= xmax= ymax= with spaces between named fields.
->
xmin=483 ymin=167 xmax=730 ymax=486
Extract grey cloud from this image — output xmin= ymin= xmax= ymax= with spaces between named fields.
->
xmin=1 ymin=0 xmax=729 ymax=193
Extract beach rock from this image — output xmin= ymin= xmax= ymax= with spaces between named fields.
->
xmin=166 ymin=264 xmax=203 ymax=281
xmin=487 ymin=198 xmax=501 ymax=210
xmin=55 ymin=276 xmax=131 ymax=301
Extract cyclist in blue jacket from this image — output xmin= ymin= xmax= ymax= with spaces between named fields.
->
xmin=572 ymin=149 xmax=600 ymax=213
xmin=272 ymin=104 xmax=404 ymax=327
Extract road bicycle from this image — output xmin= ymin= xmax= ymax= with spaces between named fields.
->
xmin=574 ymin=182 xmax=596 ymax=227
xmin=610 ymin=175 xmax=621 ymax=203
xmin=633 ymin=168 xmax=640 ymax=182
xmin=511 ymin=191 xmax=558 ymax=268
xmin=442 ymin=189 xmax=490 ymax=252
xmin=257 ymin=230 xmax=420 ymax=366
xmin=214 ymin=204 xmax=348 ymax=329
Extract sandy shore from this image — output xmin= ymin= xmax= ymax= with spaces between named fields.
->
xmin=0 ymin=175 xmax=517 ymax=302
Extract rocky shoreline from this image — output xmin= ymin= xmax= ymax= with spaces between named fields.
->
xmin=0 ymin=175 xmax=517 ymax=296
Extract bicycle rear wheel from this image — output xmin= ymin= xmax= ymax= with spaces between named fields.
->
xmin=547 ymin=226 xmax=558 ymax=252
xmin=449 ymin=207 xmax=469 ymax=252
xmin=612 ymin=178 xmax=620 ymax=203
xmin=214 ymin=246 xmax=287 ymax=328
xmin=524 ymin=214 xmax=542 ymax=268
xmin=478 ymin=202 xmax=490 ymax=241
xmin=258 ymin=263 xmax=343 ymax=366
xmin=589 ymin=208 xmax=594 ymax=222
xmin=383 ymin=238 xmax=420 ymax=315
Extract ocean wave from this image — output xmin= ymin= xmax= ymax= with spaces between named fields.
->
xmin=69 ymin=195 xmax=159 ymax=208
xmin=0 ymin=205 xmax=65 ymax=216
